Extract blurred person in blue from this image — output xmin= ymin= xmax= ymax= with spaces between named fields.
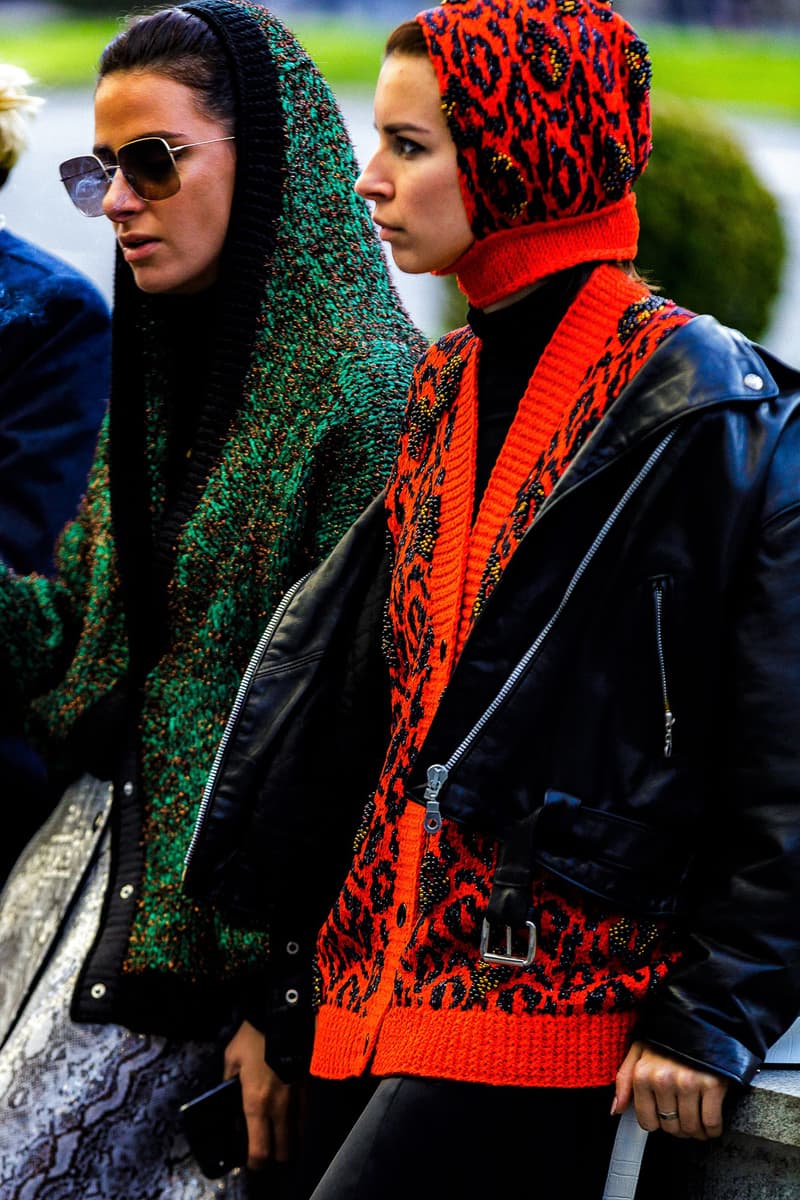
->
xmin=0 ymin=65 xmax=110 ymax=884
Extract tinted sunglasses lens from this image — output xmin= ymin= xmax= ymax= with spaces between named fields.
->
xmin=118 ymin=138 xmax=180 ymax=201
xmin=59 ymin=156 xmax=109 ymax=217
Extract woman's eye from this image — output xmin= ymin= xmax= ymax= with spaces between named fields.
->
xmin=395 ymin=136 xmax=422 ymax=158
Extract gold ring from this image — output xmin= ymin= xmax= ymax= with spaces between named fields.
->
xmin=658 ymin=1110 xmax=679 ymax=1120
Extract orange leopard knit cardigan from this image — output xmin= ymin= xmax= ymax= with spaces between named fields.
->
xmin=312 ymin=266 xmax=692 ymax=1088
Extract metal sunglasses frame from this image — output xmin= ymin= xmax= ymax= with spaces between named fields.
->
xmin=59 ymin=134 xmax=235 ymax=214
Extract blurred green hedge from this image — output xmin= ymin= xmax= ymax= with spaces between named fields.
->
xmin=636 ymin=99 xmax=786 ymax=339
xmin=442 ymin=100 xmax=786 ymax=341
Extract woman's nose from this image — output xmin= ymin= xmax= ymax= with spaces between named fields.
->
xmin=355 ymin=153 xmax=392 ymax=202
xmin=101 ymin=167 xmax=144 ymax=220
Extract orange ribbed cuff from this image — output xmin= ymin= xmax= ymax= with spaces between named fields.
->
xmin=438 ymin=194 xmax=640 ymax=310
xmin=312 ymin=1003 xmax=637 ymax=1088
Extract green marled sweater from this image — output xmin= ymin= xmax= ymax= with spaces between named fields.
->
xmin=0 ymin=0 xmax=426 ymax=1030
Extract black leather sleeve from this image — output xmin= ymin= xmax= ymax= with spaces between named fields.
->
xmin=634 ymin=407 xmax=800 ymax=1084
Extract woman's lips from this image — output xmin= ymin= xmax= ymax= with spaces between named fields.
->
xmin=119 ymin=234 xmax=160 ymax=261
xmin=376 ymin=222 xmax=401 ymax=242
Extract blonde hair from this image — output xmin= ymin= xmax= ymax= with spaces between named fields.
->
xmin=0 ymin=65 xmax=44 ymax=173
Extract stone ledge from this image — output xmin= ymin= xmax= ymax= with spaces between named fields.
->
xmin=689 ymin=1071 xmax=800 ymax=1200
xmin=729 ymin=1068 xmax=800 ymax=1147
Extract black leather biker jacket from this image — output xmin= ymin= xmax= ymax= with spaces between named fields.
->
xmin=185 ymin=316 xmax=800 ymax=1085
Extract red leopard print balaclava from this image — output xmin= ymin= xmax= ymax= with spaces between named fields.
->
xmin=416 ymin=0 xmax=653 ymax=306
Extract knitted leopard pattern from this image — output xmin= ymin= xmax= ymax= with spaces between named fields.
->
xmin=472 ymin=291 xmax=692 ymax=620
xmin=419 ymin=0 xmax=652 ymax=237
xmin=315 ymin=277 xmax=691 ymax=1033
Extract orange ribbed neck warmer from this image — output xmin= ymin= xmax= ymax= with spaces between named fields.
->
xmin=436 ymin=195 xmax=640 ymax=310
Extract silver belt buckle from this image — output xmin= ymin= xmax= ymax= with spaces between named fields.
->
xmin=479 ymin=918 xmax=537 ymax=967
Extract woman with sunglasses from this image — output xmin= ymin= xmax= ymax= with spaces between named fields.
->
xmin=0 ymin=2 xmax=424 ymax=1196
xmin=191 ymin=1 xmax=800 ymax=1196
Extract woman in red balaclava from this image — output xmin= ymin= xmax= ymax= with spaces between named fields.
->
xmin=199 ymin=2 xmax=800 ymax=1195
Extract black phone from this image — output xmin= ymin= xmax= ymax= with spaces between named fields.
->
xmin=179 ymin=1075 xmax=248 ymax=1179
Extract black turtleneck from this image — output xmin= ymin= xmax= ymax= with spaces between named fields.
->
xmin=468 ymin=263 xmax=595 ymax=515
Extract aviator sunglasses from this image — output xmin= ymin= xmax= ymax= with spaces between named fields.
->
xmin=59 ymin=134 xmax=235 ymax=217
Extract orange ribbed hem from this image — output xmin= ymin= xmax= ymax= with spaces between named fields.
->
xmin=437 ymin=195 xmax=640 ymax=309
xmin=312 ymin=1004 xmax=637 ymax=1088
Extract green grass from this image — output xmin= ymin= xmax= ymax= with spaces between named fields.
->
xmin=1 ymin=14 xmax=799 ymax=117
xmin=286 ymin=18 xmax=387 ymax=88
xmin=644 ymin=26 xmax=800 ymax=117
xmin=0 ymin=15 xmax=383 ymax=89
xmin=0 ymin=19 xmax=121 ymax=86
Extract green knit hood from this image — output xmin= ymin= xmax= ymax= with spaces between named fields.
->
xmin=109 ymin=0 xmax=425 ymax=677
xmin=1 ymin=0 xmax=425 ymax=1017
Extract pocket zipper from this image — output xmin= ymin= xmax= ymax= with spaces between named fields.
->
xmin=652 ymin=576 xmax=675 ymax=758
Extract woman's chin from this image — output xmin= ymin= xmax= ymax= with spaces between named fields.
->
xmin=129 ymin=267 xmax=216 ymax=296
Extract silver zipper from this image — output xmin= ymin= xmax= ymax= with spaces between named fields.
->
xmin=652 ymin=577 xmax=675 ymax=757
xmin=422 ymin=430 xmax=677 ymax=829
xmin=183 ymin=570 xmax=312 ymax=880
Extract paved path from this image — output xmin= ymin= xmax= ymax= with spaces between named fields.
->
xmin=2 ymin=89 xmax=797 ymax=362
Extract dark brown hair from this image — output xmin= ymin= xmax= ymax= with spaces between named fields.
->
xmin=385 ymin=19 xmax=428 ymax=58
xmin=98 ymin=8 xmax=235 ymax=133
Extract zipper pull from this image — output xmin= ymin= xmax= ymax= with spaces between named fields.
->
xmin=423 ymin=764 xmax=448 ymax=833
xmin=664 ymin=709 xmax=675 ymax=758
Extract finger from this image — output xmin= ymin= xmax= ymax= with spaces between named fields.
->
xmin=700 ymin=1085 xmax=726 ymax=1140
xmin=631 ymin=1074 xmax=661 ymax=1132
xmin=270 ymin=1104 xmax=291 ymax=1163
xmin=242 ymin=1101 xmax=271 ymax=1170
xmin=652 ymin=1094 xmax=684 ymax=1136
xmin=613 ymin=1041 xmax=644 ymax=1114
xmin=264 ymin=1076 xmax=292 ymax=1162
xmin=666 ymin=1092 xmax=701 ymax=1140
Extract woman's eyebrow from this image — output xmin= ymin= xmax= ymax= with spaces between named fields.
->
xmin=92 ymin=131 xmax=187 ymax=155
xmin=381 ymin=122 xmax=429 ymax=133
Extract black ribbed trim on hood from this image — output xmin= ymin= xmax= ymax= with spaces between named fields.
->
xmin=108 ymin=0 xmax=285 ymax=675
